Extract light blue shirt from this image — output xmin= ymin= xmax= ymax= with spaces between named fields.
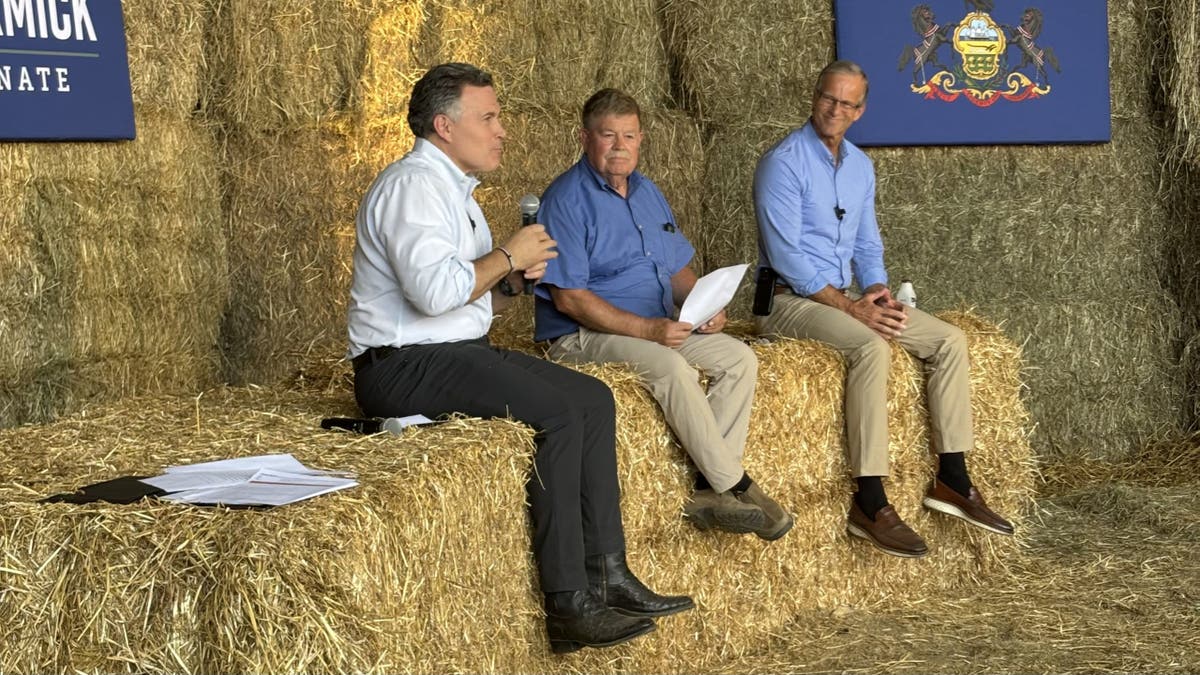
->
xmin=534 ymin=156 xmax=695 ymax=342
xmin=753 ymin=122 xmax=887 ymax=296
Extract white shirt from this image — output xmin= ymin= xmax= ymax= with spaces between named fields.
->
xmin=346 ymin=138 xmax=493 ymax=358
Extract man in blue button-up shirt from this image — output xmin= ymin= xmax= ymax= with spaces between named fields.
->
xmin=754 ymin=61 xmax=1013 ymax=558
xmin=536 ymin=89 xmax=793 ymax=542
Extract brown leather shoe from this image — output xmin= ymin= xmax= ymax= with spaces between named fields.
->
xmin=846 ymin=501 xmax=929 ymax=558
xmin=923 ymin=479 xmax=1015 ymax=536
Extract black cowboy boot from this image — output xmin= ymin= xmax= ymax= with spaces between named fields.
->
xmin=585 ymin=551 xmax=695 ymax=618
xmin=544 ymin=589 xmax=656 ymax=654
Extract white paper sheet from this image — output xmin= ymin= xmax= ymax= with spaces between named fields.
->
xmin=163 ymin=453 xmax=321 ymax=475
xmin=142 ymin=470 xmax=257 ymax=493
xmin=159 ymin=469 xmax=358 ymax=507
xmin=677 ymin=263 xmax=750 ymax=328
xmin=150 ymin=454 xmax=358 ymax=507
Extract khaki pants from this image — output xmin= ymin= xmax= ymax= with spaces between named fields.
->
xmin=548 ymin=327 xmax=756 ymax=493
xmin=758 ymin=293 xmax=973 ymax=477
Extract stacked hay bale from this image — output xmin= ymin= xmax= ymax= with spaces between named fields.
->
xmin=0 ymin=312 xmax=1033 ymax=674
xmin=1159 ymin=0 xmax=1200 ymax=430
xmin=661 ymin=0 xmax=1185 ymax=459
xmin=0 ymin=1 xmax=226 ymax=428
xmin=214 ymin=0 xmax=699 ymax=379
xmin=207 ymin=0 xmax=382 ymax=383
xmin=660 ymin=0 xmax=833 ymax=276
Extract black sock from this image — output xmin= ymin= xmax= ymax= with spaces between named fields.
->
xmin=854 ymin=476 xmax=888 ymax=520
xmin=694 ymin=472 xmax=712 ymax=491
xmin=730 ymin=472 xmax=753 ymax=495
xmin=937 ymin=452 xmax=972 ymax=497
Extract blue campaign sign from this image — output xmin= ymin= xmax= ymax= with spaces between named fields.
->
xmin=0 ymin=0 xmax=135 ymax=140
xmin=833 ymin=2 xmax=1110 ymax=146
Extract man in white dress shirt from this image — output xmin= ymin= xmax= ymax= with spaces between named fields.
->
xmin=346 ymin=63 xmax=692 ymax=654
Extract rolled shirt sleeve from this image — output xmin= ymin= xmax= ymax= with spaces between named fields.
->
xmin=373 ymin=176 xmax=477 ymax=317
xmin=536 ymin=190 xmax=590 ymax=292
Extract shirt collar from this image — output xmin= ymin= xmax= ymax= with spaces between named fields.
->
xmin=578 ymin=154 xmax=643 ymax=196
xmin=412 ymin=137 xmax=481 ymax=197
xmin=800 ymin=121 xmax=849 ymax=168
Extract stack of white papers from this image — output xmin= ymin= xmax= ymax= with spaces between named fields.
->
xmin=142 ymin=453 xmax=358 ymax=507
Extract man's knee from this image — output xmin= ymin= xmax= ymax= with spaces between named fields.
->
xmin=631 ymin=346 xmax=695 ymax=384
xmin=941 ymin=324 xmax=968 ymax=356
xmin=570 ymin=369 xmax=617 ymax=417
xmin=849 ymin=334 xmax=891 ymax=368
xmin=726 ymin=339 xmax=758 ymax=379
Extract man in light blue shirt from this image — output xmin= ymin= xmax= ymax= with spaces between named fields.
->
xmin=754 ymin=61 xmax=1013 ymax=558
xmin=536 ymin=88 xmax=793 ymax=542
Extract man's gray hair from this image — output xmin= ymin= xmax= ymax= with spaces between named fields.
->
xmin=815 ymin=60 xmax=870 ymax=100
xmin=407 ymin=63 xmax=495 ymax=139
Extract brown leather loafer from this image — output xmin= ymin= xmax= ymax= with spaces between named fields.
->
xmin=846 ymin=501 xmax=929 ymax=558
xmin=923 ymin=479 xmax=1015 ymax=536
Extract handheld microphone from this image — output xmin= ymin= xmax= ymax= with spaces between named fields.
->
xmin=519 ymin=194 xmax=540 ymax=294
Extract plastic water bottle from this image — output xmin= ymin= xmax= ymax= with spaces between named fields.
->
xmin=895 ymin=280 xmax=917 ymax=308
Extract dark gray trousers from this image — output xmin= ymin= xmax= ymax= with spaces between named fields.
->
xmin=354 ymin=337 xmax=625 ymax=592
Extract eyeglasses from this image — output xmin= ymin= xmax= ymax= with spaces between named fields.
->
xmin=816 ymin=91 xmax=864 ymax=112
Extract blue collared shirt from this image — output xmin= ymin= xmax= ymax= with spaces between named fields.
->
xmin=753 ymin=122 xmax=887 ymax=296
xmin=534 ymin=156 xmax=695 ymax=342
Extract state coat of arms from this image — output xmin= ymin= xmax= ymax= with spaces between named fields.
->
xmin=899 ymin=2 xmax=1061 ymax=106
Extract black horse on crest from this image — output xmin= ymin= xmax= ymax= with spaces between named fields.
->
xmin=898 ymin=4 xmax=954 ymax=85
xmin=1007 ymin=7 xmax=1061 ymax=84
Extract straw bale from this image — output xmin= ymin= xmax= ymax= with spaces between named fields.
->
xmin=997 ymin=299 xmax=1181 ymax=456
xmin=123 ymin=0 xmax=212 ymax=115
xmin=660 ymin=0 xmax=831 ymax=124
xmin=0 ymin=311 xmax=1032 ymax=673
xmin=1162 ymin=0 xmax=1200 ymax=164
xmin=396 ymin=0 xmax=672 ymax=112
xmin=694 ymin=123 xmax=786 ymax=283
xmin=0 ymin=112 xmax=226 ymax=428
xmin=20 ymin=108 xmax=221 ymax=187
xmin=1108 ymin=0 xmax=1166 ymax=123
xmin=354 ymin=3 xmax=425 ymax=120
xmin=1162 ymin=159 xmax=1200 ymax=431
xmin=220 ymin=119 xmax=374 ymax=384
xmin=205 ymin=0 xmax=379 ymax=129
xmin=0 ymin=147 xmax=34 ymax=302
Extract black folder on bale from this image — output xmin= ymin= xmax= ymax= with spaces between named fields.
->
xmin=42 ymin=476 xmax=166 ymax=505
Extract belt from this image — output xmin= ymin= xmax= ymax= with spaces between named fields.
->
xmin=352 ymin=346 xmax=400 ymax=373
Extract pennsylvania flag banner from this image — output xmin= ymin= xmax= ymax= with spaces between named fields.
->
xmin=833 ymin=1 xmax=1110 ymax=146
xmin=0 ymin=0 xmax=135 ymax=140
